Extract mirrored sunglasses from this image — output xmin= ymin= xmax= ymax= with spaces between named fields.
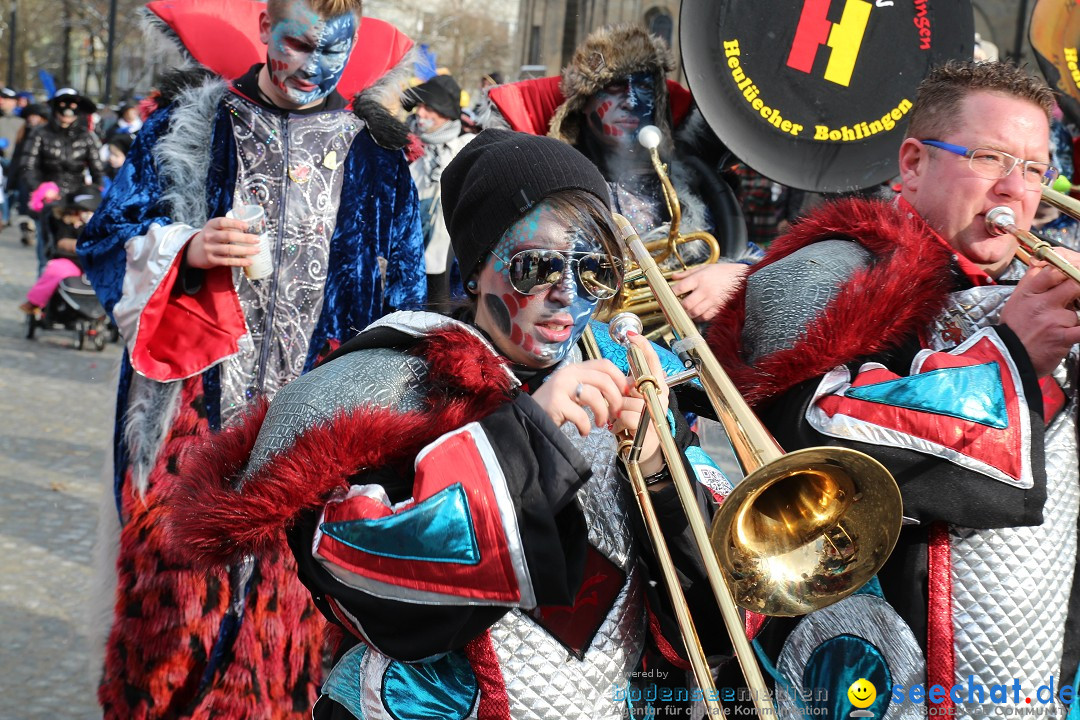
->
xmin=497 ymin=248 xmax=623 ymax=300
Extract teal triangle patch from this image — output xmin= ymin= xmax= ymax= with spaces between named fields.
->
xmin=846 ymin=362 xmax=1008 ymax=429
xmin=321 ymin=483 xmax=481 ymax=565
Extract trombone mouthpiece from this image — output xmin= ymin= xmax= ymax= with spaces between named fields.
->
xmin=985 ymin=206 xmax=1015 ymax=236
xmin=608 ymin=312 xmax=643 ymax=346
xmin=637 ymin=125 xmax=662 ymax=150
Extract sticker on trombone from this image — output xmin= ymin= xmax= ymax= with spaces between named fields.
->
xmin=684 ymin=446 xmax=734 ymax=501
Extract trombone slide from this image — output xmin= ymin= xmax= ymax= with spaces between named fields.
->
xmin=613 ymin=318 xmax=771 ymax=717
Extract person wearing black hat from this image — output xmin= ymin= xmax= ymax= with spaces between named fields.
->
xmin=20 ymin=187 xmax=101 ymax=313
xmin=102 ymin=132 xmax=133 ymax=195
xmin=22 ymin=88 xmax=103 ymax=271
xmin=169 ymin=129 xmax=727 ymax=719
xmin=0 ymin=87 xmax=24 ymax=162
xmin=404 ymin=74 xmax=474 ymax=310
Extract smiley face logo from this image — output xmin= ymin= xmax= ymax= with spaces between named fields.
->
xmin=847 ymin=678 xmax=877 ymax=709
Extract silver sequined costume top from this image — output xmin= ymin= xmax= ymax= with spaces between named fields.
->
xmin=927 ymin=286 xmax=1078 ymax=719
xmin=219 ymin=93 xmax=362 ymax=424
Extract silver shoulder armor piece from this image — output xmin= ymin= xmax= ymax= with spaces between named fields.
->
xmin=743 ymin=239 xmax=873 ymax=364
xmin=244 ymin=348 xmax=430 ymax=477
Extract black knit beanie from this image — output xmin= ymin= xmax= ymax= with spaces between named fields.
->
xmin=441 ymin=129 xmax=611 ymax=283
xmin=402 ymin=74 xmax=462 ymax=121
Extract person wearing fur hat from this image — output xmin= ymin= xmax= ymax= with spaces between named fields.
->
xmin=403 ymin=73 xmax=475 ymax=310
xmin=542 ymin=24 xmax=755 ymax=323
xmin=76 ymin=0 xmax=425 ymax=717
xmin=169 ymin=129 xmax=731 ymax=719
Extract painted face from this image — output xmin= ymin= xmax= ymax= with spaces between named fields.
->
xmin=261 ymin=0 xmax=357 ymax=108
xmin=582 ymin=71 xmax=656 ymax=153
xmin=474 ymin=202 xmax=604 ymax=369
xmin=903 ymin=91 xmax=1050 ymax=279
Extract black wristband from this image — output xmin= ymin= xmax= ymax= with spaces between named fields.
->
xmin=644 ymin=466 xmax=671 ymax=486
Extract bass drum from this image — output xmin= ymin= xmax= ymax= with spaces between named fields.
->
xmin=681 ymin=0 xmax=973 ymax=192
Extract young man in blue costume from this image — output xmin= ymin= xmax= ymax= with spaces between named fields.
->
xmin=78 ymin=0 xmax=425 ymax=717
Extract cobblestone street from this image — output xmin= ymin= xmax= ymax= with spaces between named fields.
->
xmin=0 ymin=222 xmax=118 ymax=719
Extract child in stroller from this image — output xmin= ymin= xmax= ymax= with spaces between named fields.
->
xmin=20 ymin=188 xmax=111 ymax=350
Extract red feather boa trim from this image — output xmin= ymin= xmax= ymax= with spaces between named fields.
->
xmin=166 ymin=327 xmax=513 ymax=566
xmin=706 ymin=198 xmax=956 ymax=406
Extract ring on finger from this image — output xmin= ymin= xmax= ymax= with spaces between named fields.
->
xmin=574 ymin=382 xmax=584 ymax=403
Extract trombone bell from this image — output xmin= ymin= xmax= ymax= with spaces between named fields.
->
xmin=711 ymin=447 xmax=902 ymax=617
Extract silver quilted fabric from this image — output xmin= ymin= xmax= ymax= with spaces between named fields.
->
xmin=243 ymin=348 xmax=430 ymax=478
xmin=219 ymin=94 xmax=363 ymax=423
xmin=776 ymin=594 xmax=925 ymax=720
xmin=927 ymin=285 xmax=1078 ymax=719
xmin=488 ymin=420 xmax=645 ymax=720
xmin=743 ymin=240 xmax=872 ymax=363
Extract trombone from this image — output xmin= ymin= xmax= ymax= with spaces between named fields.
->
xmin=603 ymin=213 xmax=903 ymax=715
xmin=985 ymin=180 xmax=1080 ymax=285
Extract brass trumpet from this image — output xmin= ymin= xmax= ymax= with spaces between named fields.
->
xmin=602 ymin=213 xmax=903 ymax=715
xmin=595 ymin=125 xmax=721 ymax=337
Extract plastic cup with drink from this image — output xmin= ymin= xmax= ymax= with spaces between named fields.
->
xmin=225 ymin=204 xmax=273 ymax=280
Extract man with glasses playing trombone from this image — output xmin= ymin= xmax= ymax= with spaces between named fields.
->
xmin=709 ymin=61 xmax=1080 ymax=718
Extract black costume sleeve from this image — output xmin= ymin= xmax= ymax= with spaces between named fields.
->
xmin=21 ymin=130 xmax=42 ymax=192
xmin=85 ymin=132 xmax=104 ymax=186
xmin=287 ymin=393 xmax=592 ymax=662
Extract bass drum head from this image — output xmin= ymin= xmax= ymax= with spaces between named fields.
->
xmin=1030 ymin=0 xmax=1080 ymax=127
xmin=682 ymin=0 xmax=972 ymax=192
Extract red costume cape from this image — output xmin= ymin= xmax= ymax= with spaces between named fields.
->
xmin=706 ymin=198 xmax=956 ymax=405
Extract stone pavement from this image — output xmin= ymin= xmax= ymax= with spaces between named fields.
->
xmin=0 ymin=221 xmax=119 ymax=719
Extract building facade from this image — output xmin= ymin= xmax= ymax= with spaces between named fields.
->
xmin=513 ymin=0 xmax=680 ymax=80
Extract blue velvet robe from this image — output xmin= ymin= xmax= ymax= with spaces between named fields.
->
xmin=80 ymin=94 xmax=425 ymax=512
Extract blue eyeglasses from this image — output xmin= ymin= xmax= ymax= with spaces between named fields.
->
xmin=920 ymin=140 xmax=1060 ymax=188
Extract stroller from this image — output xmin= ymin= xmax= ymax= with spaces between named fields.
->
xmin=24 ymin=191 xmax=113 ymax=351
xmin=25 ymin=273 xmax=111 ymax=351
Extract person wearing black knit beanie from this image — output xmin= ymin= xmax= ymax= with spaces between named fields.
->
xmin=441 ymin=128 xmax=612 ymax=285
xmin=175 ymin=128 xmax=728 ymax=719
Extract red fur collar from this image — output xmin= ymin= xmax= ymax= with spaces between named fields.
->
xmin=166 ymin=327 xmax=513 ymax=566
xmin=706 ymin=198 xmax=956 ymax=406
